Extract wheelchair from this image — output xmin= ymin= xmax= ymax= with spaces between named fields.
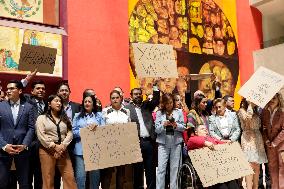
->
xmin=177 ymin=146 xmax=203 ymax=189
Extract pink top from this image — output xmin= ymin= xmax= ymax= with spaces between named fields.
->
xmin=187 ymin=135 xmax=224 ymax=150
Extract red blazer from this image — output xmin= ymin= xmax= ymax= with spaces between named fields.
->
xmin=187 ymin=135 xmax=224 ymax=150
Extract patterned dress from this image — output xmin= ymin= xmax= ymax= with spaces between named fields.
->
xmin=238 ymin=107 xmax=267 ymax=164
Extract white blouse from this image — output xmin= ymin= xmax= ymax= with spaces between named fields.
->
xmin=102 ymin=106 xmax=130 ymax=125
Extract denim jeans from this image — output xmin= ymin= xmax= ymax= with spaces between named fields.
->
xmin=74 ymin=155 xmax=100 ymax=189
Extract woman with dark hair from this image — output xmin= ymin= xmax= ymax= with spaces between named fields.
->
xmin=155 ymin=93 xmax=185 ymax=189
xmin=262 ymin=93 xmax=284 ymax=189
xmin=72 ymin=94 xmax=105 ymax=189
xmin=188 ymin=124 xmax=240 ymax=189
xmin=238 ymin=98 xmax=267 ymax=189
xmin=187 ymin=124 xmax=224 ymax=150
xmin=101 ymin=90 xmax=133 ymax=189
xmin=184 ymin=94 xmax=209 ymax=144
xmin=36 ymin=95 xmax=77 ymax=189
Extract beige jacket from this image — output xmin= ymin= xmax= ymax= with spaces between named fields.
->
xmin=36 ymin=115 xmax=73 ymax=149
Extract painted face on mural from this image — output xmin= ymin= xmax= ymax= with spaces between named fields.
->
xmin=176 ymin=66 xmax=190 ymax=98
xmin=199 ymin=61 xmax=235 ymax=99
xmin=129 ymin=0 xmax=239 ymax=103
xmin=159 ymin=78 xmax=177 ymax=94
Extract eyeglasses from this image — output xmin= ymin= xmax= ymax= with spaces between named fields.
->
xmin=6 ymin=87 xmax=18 ymax=91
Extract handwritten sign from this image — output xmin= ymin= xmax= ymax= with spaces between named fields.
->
xmin=18 ymin=43 xmax=57 ymax=74
xmin=132 ymin=43 xmax=178 ymax=78
xmin=238 ymin=66 xmax=284 ymax=108
xmin=189 ymin=142 xmax=253 ymax=187
xmin=80 ymin=122 xmax=143 ymax=171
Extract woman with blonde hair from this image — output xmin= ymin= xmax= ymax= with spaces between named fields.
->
xmin=262 ymin=92 xmax=284 ymax=189
xmin=238 ymin=98 xmax=267 ymax=189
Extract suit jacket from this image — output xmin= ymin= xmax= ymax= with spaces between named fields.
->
xmin=155 ymin=109 xmax=185 ymax=145
xmin=70 ymin=101 xmax=81 ymax=120
xmin=208 ymin=110 xmax=240 ymax=142
xmin=125 ymin=90 xmax=160 ymax=140
xmin=23 ymin=94 xmax=46 ymax=116
xmin=262 ymin=108 xmax=284 ymax=150
xmin=0 ymin=100 xmax=36 ymax=149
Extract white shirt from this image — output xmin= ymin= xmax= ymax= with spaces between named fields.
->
xmin=135 ymin=107 xmax=150 ymax=138
xmin=10 ymin=99 xmax=20 ymax=125
xmin=218 ymin=110 xmax=232 ymax=138
xmin=102 ymin=106 xmax=130 ymax=124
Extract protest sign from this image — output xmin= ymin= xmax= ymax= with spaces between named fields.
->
xmin=131 ymin=43 xmax=178 ymax=78
xmin=238 ymin=66 xmax=284 ymax=108
xmin=18 ymin=43 xmax=57 ymax=74
xmin=189 ymin=142 xmax=253 ymax=187
xmin=80 ymin=122 xmax=143 ymax=171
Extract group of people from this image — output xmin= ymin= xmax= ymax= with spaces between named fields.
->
xmin=0 ymin=73 xmax=283 ymax=189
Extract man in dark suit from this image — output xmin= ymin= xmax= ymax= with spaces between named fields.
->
xmin=24 ymin=80 xmax=46 ymax=189
xmin=0 ymin=80 xmax=36 ymax=189
xmin=125 ymin=84 xmax=160 ymax=189
xmin=57 ymin=82 xmax=80 ymax=120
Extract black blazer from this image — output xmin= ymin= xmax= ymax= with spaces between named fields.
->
xmin=69 ymin=101 xmax=81 ymax=119
xmin=23 ymin=94 xmax=46 ymax=116
xmin=125 ymin=90 xmax=160 ymax=140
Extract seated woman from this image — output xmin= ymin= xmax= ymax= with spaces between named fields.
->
xmin=188 ymin=124 xmax=239 ymax=189
xmin=187 ymin=124 xmax=224 ymax=150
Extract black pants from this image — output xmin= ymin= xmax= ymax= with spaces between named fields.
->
xmin=208 ymin=180 xmax=239 ymax=189
xmin=7 ymin=170 xmax=17 ymax=189
xmin=259 ymin=163 xmax=271 ymax=189
xmin=0 ymin=150 xmax=30 ymax=189
xmin=28 ymin=142 xmax=42 ymax=189
xmin=133 ymin=138 xmax=156 ymax=189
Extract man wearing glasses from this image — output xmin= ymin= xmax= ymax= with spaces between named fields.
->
xmin=0 ymin=80 xmax=36 ymax=189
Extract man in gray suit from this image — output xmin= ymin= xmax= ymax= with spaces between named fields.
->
xmin=125 ymin=84 xmax=160 ymax=189
xmin=0 ymin=80 xmax=36 ymax=189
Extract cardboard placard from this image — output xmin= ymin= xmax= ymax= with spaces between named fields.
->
xmin=189 ymin=142 xmax=253 ymax=187
xmin=238 ymin=66 xmax=284 ymax=108
xmin=18 ymin=43 xmax=57 ymax=74
xmin=132 ymin=43 xmax=178 ymax=78
xmin=80 ymin=122 xmax=143 ymax=171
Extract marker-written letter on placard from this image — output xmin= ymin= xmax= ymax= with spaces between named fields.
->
xmin=132 ymin=43 xmax=178 ymax=78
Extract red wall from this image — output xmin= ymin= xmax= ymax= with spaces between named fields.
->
xmin=0 ymin=0 xmax=262 ymax=105
xmin=236 ymin=0 xmax=263 ymax=84
xmin=66 ymin=0 xmax=129 ymax=105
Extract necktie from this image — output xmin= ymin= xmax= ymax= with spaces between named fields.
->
xmin=37 ymin=101 xmax=44 ymax=114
